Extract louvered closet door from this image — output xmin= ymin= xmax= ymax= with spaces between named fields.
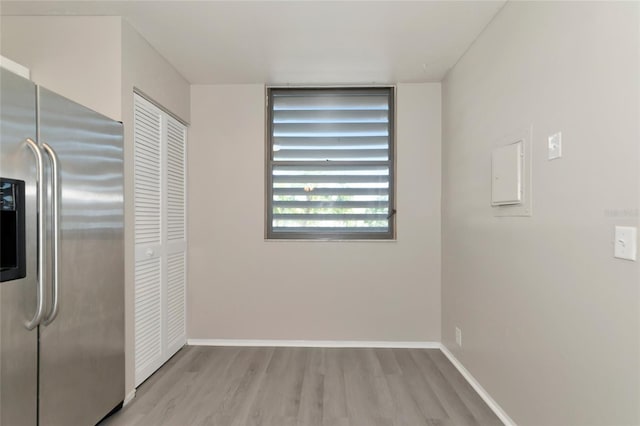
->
xmin=134 ymin=95 xmax=187 ymax=387
xmin=164 ymin=116 xmax=187 ymax=357
xmin=134 ymin=96 xmax=163 ymax=386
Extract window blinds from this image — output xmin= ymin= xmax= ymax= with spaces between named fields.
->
xmin=267 ymin=88 xmax=395 ymax=239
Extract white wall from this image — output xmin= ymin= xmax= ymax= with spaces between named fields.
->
xmin=0 ymin=16 xmax=122 ymax=121
xmin=120 ymin=20 xmax=191 ymax=399
xmin=188 ymin=83 xmax=441 ymax=343
xmin=442 ymin=2 xmax=640 ymax=425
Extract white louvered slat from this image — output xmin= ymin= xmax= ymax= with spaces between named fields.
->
xmin=134 ymin=97 xmax=162 ymax=245
xmin=166 ymin=117 xmax=186 ymax=241
xmin=134 ymin=257 xmax=162 ymax=385
xmin=166 ymin=252 xmax=186 ymax=347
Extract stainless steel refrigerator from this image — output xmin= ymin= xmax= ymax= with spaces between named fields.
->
xmin=0 ymin=67 xmax=124 ymax=426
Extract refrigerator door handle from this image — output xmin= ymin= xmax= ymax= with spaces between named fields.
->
xmin=24 ymin=138 xmax=47 ymax=330
xmin=42 ymin=142 xmax=60 ymax=325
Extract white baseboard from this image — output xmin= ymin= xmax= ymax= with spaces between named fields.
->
xmin=439 ymin=344 xmax=516 ymax=426
xmin=187 ymin=339 xmax=440 ymax=349
xmin=123 ymin=389 xmax=136 ymax=407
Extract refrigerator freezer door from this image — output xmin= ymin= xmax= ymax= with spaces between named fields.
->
xmin=37 ymin=87 xmax=124 ymax=426
xmin=0 ymin=69 xmax=39 ymax=426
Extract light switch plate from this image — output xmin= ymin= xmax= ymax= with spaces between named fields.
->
xmin=548 ymin=132 xmax=562 ymax=160
xmin=614 ymin=226 xmax=637 ymax=261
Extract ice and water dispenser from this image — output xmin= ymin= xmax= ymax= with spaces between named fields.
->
xmin=0 ymin=177 xmax=26 ymax=282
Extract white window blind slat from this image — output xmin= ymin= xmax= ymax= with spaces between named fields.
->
xmin=274 ymin=136 xmax=389 ymax=150
xmin=272 ymin=94 xmax=390 ymax=110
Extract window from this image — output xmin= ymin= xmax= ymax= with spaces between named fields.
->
xmin=266 ymin=87 xmax=395 ymax=240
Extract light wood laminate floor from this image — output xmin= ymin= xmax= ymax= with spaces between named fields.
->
xmin=102 ymin=346 xmax=502 ymax=426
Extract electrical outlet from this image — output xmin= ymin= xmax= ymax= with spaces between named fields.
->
xmin=455 ymin=327 xmax=462 ymax=347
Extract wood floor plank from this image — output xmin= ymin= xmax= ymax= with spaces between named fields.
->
xmin=244 ymin=371 xmax=281 ymax=426
xmin=374 ymin=348 xmax=402 ymax=375
xmin=392 ymin=348 xmax=450 ymax=422
xmin=157 ymin=347 xmax=243 ymax=426
xmin=103 ymin=347 xmax=502 ymax=426
xmin=427 ymin=350 xmax=503 ymax=426
xmin=322 ymin=418 xmax=350 ymax=426
xmin=183 ymin=347 xmax=250 ymax=426
xmin=245 ymin=347 xmax=308 ymax=426
xmin=342 ymin=348 xmax=394 ymax=426
xmin=279 ymin=347 xmax=309 ymax=418
xmin=113 ymin=346 xmax=200 ymax=422
xmin=210 ymin=347 xmax=273 ymax=426
xmin=322 ymin=349 xmax=349 ymax=426
xmin=139 ymin=347 xmax=239 ymax=426
xmin=384 ymin=373 xmax=431 ymax=426
xmin=185 ymin=347 xmax=269 ymax=426
xmin=297 ymin=350 xmax=324 ymax=426
xmin=132 ymin=371 xmax=200 ymax=426
xmin=344 ymin=369 xmax=392 ymax=426
xmin=409 ymin=349 xmax=478 ymax=426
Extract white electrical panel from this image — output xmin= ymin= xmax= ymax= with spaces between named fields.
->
xmin=492 ymin=141 xmax=523 ymax=206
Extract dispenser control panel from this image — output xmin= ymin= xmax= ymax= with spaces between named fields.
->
xmin=0 ymin=178 xmax=26 ymax=282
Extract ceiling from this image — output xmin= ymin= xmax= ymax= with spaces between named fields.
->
xmin=0 ymin=1 xmax=506 ymax=85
